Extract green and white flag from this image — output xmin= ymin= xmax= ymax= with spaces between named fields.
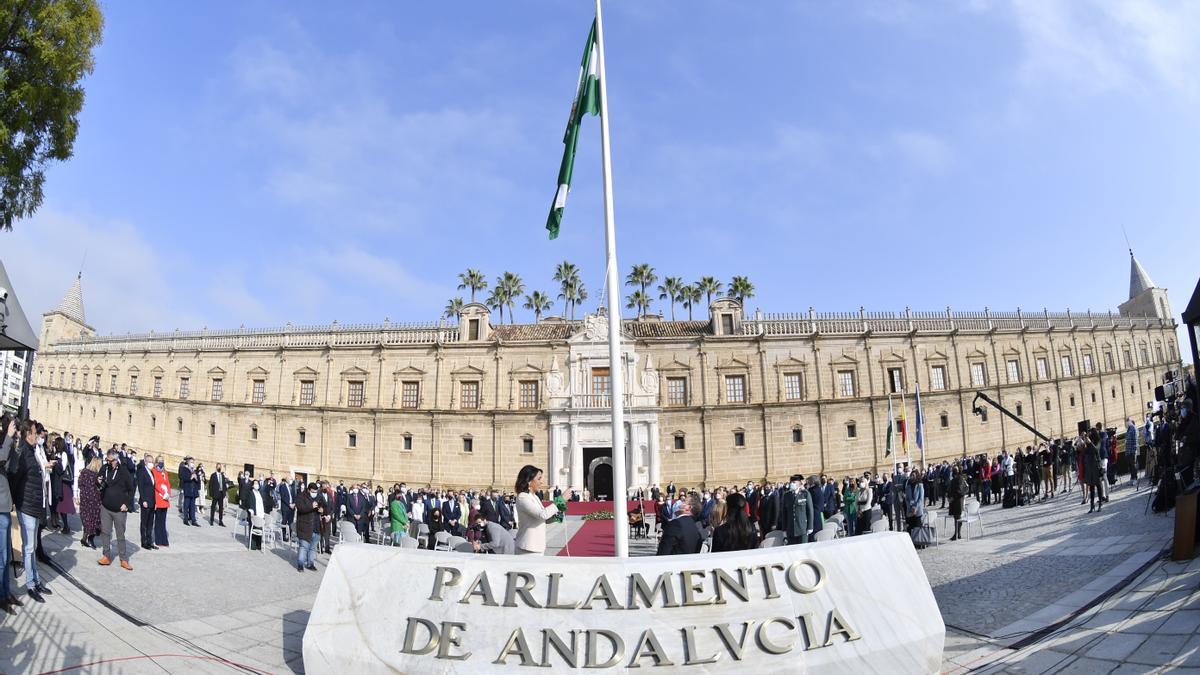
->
xmin=885 ymin=393 xmax=895 ymax=457
xmin=546 ymin=20 xmax=601 ymax=240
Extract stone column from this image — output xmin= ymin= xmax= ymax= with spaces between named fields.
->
xmin=648 ymin=420 xmax=660 ymax=488
xmin=569 ymin=422 xmax=582 ymax=491
xmin=548 ymin=424 xmax=561 ymax=491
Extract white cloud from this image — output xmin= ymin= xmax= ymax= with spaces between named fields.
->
xmin=1008 ymin=0 xmax=1200 ymax=99
xmin=889 ymin=131 xmax=954 ymax=173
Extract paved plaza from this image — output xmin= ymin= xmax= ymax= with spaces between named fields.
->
xmin=1 ymin=479 xmax=1196 ymax=673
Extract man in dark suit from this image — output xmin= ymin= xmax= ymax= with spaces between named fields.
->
xmin=277 ymin=477 xmax=294 ymax=542
xmin=758 ymin=484 xmax=778 ymax=535
xmin=208 ymin=465 xmax=228 ymax=526
xmin=656 ymin=494 xmax=703 ymax=556
xmin=179 ymin=457 xmax=200 ymax=526
xmin=136 ymin=453 xmax=157 ymax=549
xmin=443 ymin=493 xmax=462 ymax=536
xmin=807 ymin=476 xmax=825 ymax=535
xmin=346 ymin=485 xmax=369 ymax=537
xmin=480 ymin=489 xmax=512 ymax=529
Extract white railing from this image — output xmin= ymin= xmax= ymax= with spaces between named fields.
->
xmin=742 ymin=309 xmax=1172 ymax=337
xmin=572 ymin=394 xmax=633 ymax=409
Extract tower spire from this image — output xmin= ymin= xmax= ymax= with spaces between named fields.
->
xmin=53 ymin=274 xmax=86 ymax=325
xmin=1128 ymin=249 xmax=1155 ymax=301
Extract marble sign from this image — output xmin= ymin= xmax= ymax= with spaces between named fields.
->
xmin=303 ymin=532 xmax=944 ymax=673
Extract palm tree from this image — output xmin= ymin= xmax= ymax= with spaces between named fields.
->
xmin=567 ymin=280 xmax=588 ymax=320
xmin=657 ymin=276 xmax=684 ymax=321
xmin=697 ymin=276 xmax=723 ymax=309
xmin=680 ymin=283 xmax=702 ymax=320
xmin=523 ymin=291 xmax=553 ymax=322
xmin=457 ymin=269 xmax=488 ymax=303
xmin=498 ymin=271 xmax=524 ymax=323
xmin=443 ymin=297 xmax=464 ymax=320
xmin=553 ymin=261 xmax=580 ymax=319
xmin=625 ymin=264 xmax=657 ymax=318
xmin=625 ymin=290 xmax=651 ymax=318
xmin=728 ymin=276 xmax=755 ymax=305
xmin=485 ymin=287 xmax=504 ymax=323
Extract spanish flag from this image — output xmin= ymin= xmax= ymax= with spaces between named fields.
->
xmin=899 ymin=391 xmax=909 ymax=453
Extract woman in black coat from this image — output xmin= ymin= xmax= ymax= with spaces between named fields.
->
xmin=1083 ymin=431 xmax=1103 ymax=513
xmin=711 ymin=493 xmax=758 ymax=552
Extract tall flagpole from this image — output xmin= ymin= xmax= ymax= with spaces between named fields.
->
xmin=594 ymin=0 xmax=629 ymax=558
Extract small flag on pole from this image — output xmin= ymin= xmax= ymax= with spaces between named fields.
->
xmin=546 ymin=20 xmax=601 ymax=240
xmin=885 ymin=393 xmax=895 ymax=456
xmin=914 ymin=382 xmax=925 ymax=452
xmin=899 ymin=390 xmax=909 ymax=454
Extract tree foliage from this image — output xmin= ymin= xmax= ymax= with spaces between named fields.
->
xmin=0 ymin=0 xmax=103 ymax=230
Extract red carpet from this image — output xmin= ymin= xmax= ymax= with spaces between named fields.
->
xmin=556 ymin=518 xmax=615 ymax=557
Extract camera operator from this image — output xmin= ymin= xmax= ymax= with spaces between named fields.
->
xmin=97 ymin=448 xmax=134 ymax=570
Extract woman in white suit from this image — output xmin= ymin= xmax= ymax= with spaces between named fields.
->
xmin=513 ymin=465 xmax=561 ymax=555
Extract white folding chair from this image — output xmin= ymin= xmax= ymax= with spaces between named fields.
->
xmin=870 ymin=518 xmax=888 ymax=533
xmin=261 ymin=513 xmax=278 ymax=548
xmin=759 ymin=530 xmax=787 ymax=548
xmin=813 ymin=528 xmax=837 ymax=542
xmin=400 ymin=536 xmax=419 ymax=549
xmin=453 ymin=541 xmax=476 ymax=553
xmin=963 ymin=500 xmax=984 ymax=539
xmin=446 ymin=535 xmax=466 ymax=551
xmin=433 ymin=531 xmax=452 ymax=551
xmin=249 ymin=514 xmax=265 ymax=551
xmin=416 ymin=523 xmax=430 ymax=549
xmin=921 ymin=511 xmax=939 ymax=547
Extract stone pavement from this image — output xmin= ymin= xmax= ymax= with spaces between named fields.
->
xmin=0 ymin=480 xmax=1191 ymax=674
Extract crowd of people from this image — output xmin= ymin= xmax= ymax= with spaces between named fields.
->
xmin=1 ymin=378 xmax=1195 ymax=612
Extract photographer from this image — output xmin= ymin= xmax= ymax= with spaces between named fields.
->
xmin=97 ymin=449 xmax=134 ymax=571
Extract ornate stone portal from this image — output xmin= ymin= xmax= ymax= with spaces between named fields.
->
xmin=546 ymin=314 xmax=661 ymax=496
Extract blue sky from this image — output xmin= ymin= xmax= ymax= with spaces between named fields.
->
xmin=4 ymin=1 xmax=1198 ymax=358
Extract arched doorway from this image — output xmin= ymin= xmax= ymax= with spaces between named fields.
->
xmin=588 ymin=455 xmax=613 ymax=500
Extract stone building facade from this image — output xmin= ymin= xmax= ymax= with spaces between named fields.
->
xmin=29 ymin=256 xmax=1183 ymax=493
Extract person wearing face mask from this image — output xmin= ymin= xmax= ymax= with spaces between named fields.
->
xmin=781 ymin=474 xmax=814 ymax=545
xmin=208 ymin=464 xmax=228 ymax=526
xmin=294 ymin=483 xmax=325 ymax=571
xmin=240 ymin=478 xmax=266 ymax=549
xmin=136 ymin=453 xmax=158 ymax=550
xmin=152 ymin=456 xmax=171 ymax=547
xmin=8 ymin=420 xmax=55 ymax=603
xmin=97 ymin=449 xmax=134 ymax=571
xmin=179 ymin=457 xmax=200 ymax=526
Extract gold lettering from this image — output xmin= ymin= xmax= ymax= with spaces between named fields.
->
xmin=755 ymin=617 xmax=797 ymax=655
xmin=824 ymin=608 xmax=862 ymax=646
xmin=627 ymin=629 xmax=673 ymax=668
xmin=401 ymin=617 xmax=439 ymax=656
xmin=429 ymin=566 xmax=462 ymax=601
xmin=436 ymin=621 xmax=471 ymax=661
xmin=503 ymin=571 xmax=543 ymax=609
xmin=681 ymin=626 xmax=720 ymax=665
xmin=680 ymin=569 xmax=715 ymax=607
xmin=796 ymin=612 xmax=822 ymax=650
xmin=713 ymin=621 xmax=755 ymax=660
xmin=752 ymin=563 xmax=785 ymax=599
xmin=546 ymin=573 xmax=580 ymax=610
xmin=540 ymin=629 xmax=581 ymax=668
xmin=585 ymin=629 xmax=624 ymax=668
xmin=628 ymin=572 xmax=679 ymax=609
xmin=712 ymin=568 xmax=750 ymax=604
xmin=459 ymin=571 xmax=498 ymax=606
xmin=493 ymin=628 xmax=537 ymax=666
xmin=580 ymin=574 xmax=623 ymax=610
xmin=785 ymin=560 xmax=826 ymax=594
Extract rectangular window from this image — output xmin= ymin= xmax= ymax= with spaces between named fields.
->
xmin=591 ymin=368 xmax=610 ymax=396
xmin=837 ymin=370 xmax=856 ymax=397
xmin=784 ymin=373 xmax=804 ymax=401
xmin=403 ymin=435 xmax=413 ymax=450
xmin=1006 ymin=359 xmax=1021 ymax=383
xmin=1060 ymin=356 xmax=1073 ymax=377
xmin=725 ymin=375 xmax=746 ymax=403
xmin=1104 ymin=352 xmax=1114 ymax=371
xmin=462 ymin=437 xmax=474 ymax=453
xmin=70 ymin=373 xmax=76 ymax=388
xmin=667 ymin=377 xmax=688 ymax=406
xmin=1082 ymin=354 xmax=1094 ymax=375
xmin=211 ymin=378 xmax=223 ymax=402
xmin=846 ymin=423 xmax=857 ymax=438
xmin=1155 ymin=346 xmax=1164 ymax=363
xmin=1123 ymin=349 xmax=1132 ymax=368
xmin=94 ymin=374 xmax=101 ymax=392
xmin=179 ymin=377 xmax=190 ymax=399
xmin=970 ymin=362 xmax=987 ymax=387
xmin=299 ymin=380 xmax=315 ymax=406
xmin=177 ymin=418 xmax=183 ymax=432
xmin=940 ymin=413 xmax=949 ymax=428
xmin=674 ymin=435 xmax=685 ymax=450
xmin=209 ymin=422 xmax=216 ymax=435
xmin=250 ymin=426 xmax=258 ymax=440
xmin=733 ymin=431 xmax=745 ymax=447
xmin=1140 ymin=348 xmax=1148 ymax=365
xmin=792 ymin=427 xmax=803 ymax=443
xmin=129 ymin=374 xmax=139 ymax=395
xmin=298 ymin=429 xmax=306 ymax=444
xmin=460 ymin=381 xmax=480 ymax=409
xmin=401 ymin=381 xmax=420 ymax=409
xmin=522 ymin=438 xmax=533 ymax=454
xmin=110 ymin=374 xmax=117 ymax=393
xmin=348 ymin=432 xmax=357 ymax=448
xmin=347 ymin=381 xmax=364 ymax=407
xmin=887 ymin=368 xmax=904 ymax=394
xmin=930 ymin=365 xmax=947 ymax=391
xmin=252 ymin=379 xmax=265 ymax=404
xmin=721 ymin=314 xmax=735 ymax=334
xmin=153 ymin=376 xmax=162 ymax=398
xmin=519 ymin=380 xmax=539 ymax=409
xmin=1045 ymin=399 xmax=1052 ymax=411
xmin=59 ymin=372 xmax=64 ymax=387
xmin=468 ymin=319 xmax=480 ymax=341
xmin=1036 ymin=358 xmax=1049 ymax=380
